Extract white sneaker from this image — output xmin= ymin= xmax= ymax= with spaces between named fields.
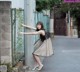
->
xmin=37 ymin=64 xmax=43 ymax=71
xmin=32 ymin=65 xmax=39 ymax=70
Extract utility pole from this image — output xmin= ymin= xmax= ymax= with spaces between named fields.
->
xmin=50 ymin=8 xmax=54 ymax=37
xmin=24 ymin=0 xmax=36 ymax=68
xmin=67 ymin=10 xmax=71 ymax=36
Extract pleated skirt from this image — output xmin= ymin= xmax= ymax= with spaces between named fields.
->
xmin=33 ymin=38 xmax=54 ymax=57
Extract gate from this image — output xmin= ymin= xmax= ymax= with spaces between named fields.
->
xmin=54 ymin=8 xmax=67 ymax=36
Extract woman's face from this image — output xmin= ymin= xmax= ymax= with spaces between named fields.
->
xmin=37 ymin=24 xmax=41 ymax=30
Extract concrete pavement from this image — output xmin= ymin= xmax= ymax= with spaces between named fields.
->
xmin=41 ymin=36 xmax=80 ymax=72
xmin=24 ymin=36 xmax=80 ymax=72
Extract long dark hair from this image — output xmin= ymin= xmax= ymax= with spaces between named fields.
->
xmin=36 ymin=21 xmax=44 ymax=31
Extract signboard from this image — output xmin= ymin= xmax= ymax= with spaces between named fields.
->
xmin=64 ymin=0 xmax=80 ymax=3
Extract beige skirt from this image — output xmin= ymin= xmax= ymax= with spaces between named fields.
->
xmin=33 ymin=38 xmax=54 ymax=57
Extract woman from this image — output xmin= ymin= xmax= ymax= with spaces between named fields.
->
xmin=20 ymin=22 xmax=53 ymax=70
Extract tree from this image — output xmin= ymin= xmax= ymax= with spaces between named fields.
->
xmin=36 ymin=0 xmax=80 ymax=37
xmin=36 ymin=0 xmax=80 ymax=18
xmin=36 ymin=0 xmax=62 ymax=11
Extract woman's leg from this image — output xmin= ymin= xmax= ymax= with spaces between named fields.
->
xmin=33 ymin=54 xmax=43 ymax=70
xmin=33 ymin=54 xmax=42 ymax=66
xmin=32 ymin=54 xmax=39 ymax=70
xmin=33 ymin=54 xmax=38 ymax=65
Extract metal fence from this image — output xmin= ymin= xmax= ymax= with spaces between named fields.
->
xmin=11 ymin=8 xmax=24 ymax=66
xmin=34 ymin=11 xmax=50 ymax=31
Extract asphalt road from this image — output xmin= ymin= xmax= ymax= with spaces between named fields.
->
xmin=40 ymin=36 xmax=80 ymax=72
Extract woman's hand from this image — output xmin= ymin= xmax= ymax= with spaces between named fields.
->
xmin=18 ymin=32 xmax=24 ymax=35
xmin=22 ymin=24 xmax=26 ymax=27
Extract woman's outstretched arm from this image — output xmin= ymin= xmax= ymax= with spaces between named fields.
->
xmin=19 ymin=31 xmax=41 ymax=35
xmin=19 ymin=30 xmax=45 ymax=35
xmin=22 ymin=24 xmax=36 ymax=30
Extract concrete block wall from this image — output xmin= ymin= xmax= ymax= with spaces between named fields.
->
xmin=0 ymin=1 xmax=12 ymax=63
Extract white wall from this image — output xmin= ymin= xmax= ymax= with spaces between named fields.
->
xmin=0 ymin=0 xmax=24 ymax=9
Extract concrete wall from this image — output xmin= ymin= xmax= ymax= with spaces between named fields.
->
xmin=0 ymin=0 xmax=24 ymax=9
xmin=0 ymin=1 xmax=12 ymax=63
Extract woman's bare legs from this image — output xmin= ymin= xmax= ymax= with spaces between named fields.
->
xmin=32 ymin=54 xmax=39 ymax=70
xmin=33 ymin=54 xmax=39 ymax=65
xmin=33 ymin=54 xmax=43 ymax=70
xmin=34 ymin=55 xmax=42 ymax=65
